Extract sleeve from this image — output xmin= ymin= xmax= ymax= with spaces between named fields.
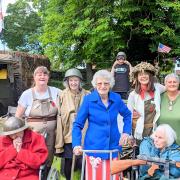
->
xmin=139 ymin=138 xmax=154 ymax=156
xmin=118 ymin=97 xmax=132 ymax=135
xmin=16 ymin=134 xmax=48 ymax=169
xmin=0 ymin=142 xmax=17 ymax=169
xmin=139 ymin=138 xmax=155 ymax=176
xmin=127 ymin=91 xmax=135 ymax=113
xmin=55 ymin=114 xmax=64 ymax=153
xmin=155 ymin=83 xmax=166 ymax=94
xmin=18 ymin=90 xmax=31 ymax=108
xmin=168 ymin=149 xmax=180 ymax=178
xmin=72 ymin=95 xmax=89 ymax=148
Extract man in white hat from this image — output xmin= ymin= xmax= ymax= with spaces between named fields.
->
xmin=0 ymin=117 xmax=48 ymax=180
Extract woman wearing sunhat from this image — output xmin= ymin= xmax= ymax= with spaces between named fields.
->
xmin=0 ymin=116 xmax=48 ymax=180
xmin=55 ymin=68 xmax=89 ymax=180
xmin=127 ymin=62 xmax=165 ymax=142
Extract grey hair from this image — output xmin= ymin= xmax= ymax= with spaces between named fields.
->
xmin=63 ymin=77 xmax=83 ymax=89
xmin=164 ymin=73 xmax=179 ymax=84
xmin=33 ymin=66 xmax=50 ymax=76
xmin=91 ymin=70 xmax=115 ymax=88
xmin=151 ymin=124 xmax=177 ymax=147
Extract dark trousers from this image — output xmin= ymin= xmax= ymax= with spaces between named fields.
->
xmin=115 ymin=92 xmax=129 ymax=100
xmin=64 ymin=156 xmax=83 ymax=180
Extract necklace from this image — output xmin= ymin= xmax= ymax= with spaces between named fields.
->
xmin=167 ymin=91 xmax=180 ymax=111
xmin=168 ymin=100 xmax=174 ymax=111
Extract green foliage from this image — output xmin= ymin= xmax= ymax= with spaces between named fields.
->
xmin=2 ymin=0 xmax=180 ymax=70
xmin=35 ymin=0 xmax=179 ymax=69
xmin=2 ymin=0 xmax=43 ymax=53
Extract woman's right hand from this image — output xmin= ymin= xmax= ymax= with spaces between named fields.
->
xmin=133 ymin=110 xmax=140 ymax=119
xmin=73 ymin=146 xmax=83 ymax=155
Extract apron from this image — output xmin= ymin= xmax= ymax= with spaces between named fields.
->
xmin=133 ymin=98 xmax=156 ymax=144
xmin=27 ymin=87 xmax=58 ymax=167
xmin=143 ymin=98 xmax=156 ymax=137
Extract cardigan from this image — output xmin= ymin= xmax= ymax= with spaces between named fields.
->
xmin=127 ymin=83 xmax=165 ymax=139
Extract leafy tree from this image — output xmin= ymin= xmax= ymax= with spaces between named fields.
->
xmin=2 ymin=0 xmax=43 ymax=53
xmin=3 ymin=0 xmax=179 ymax=80
xmin=35 ymin=0 xmax=179 ymax=77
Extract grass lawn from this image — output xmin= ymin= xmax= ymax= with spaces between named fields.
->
xmin=52 ymin=157 xmax=81 ymax=180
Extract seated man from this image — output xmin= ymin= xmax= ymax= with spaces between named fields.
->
xmin=0 ymin=116 xmax=48 ymax=180
xmin=139 ymin=124 xmax=180 ymax=179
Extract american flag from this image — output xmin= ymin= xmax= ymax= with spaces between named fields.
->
xmin=158 ymin=43 xmax=171 ymax=53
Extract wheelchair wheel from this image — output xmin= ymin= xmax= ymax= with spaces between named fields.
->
xmin=47 ymin=167 xmax=60 ymax=180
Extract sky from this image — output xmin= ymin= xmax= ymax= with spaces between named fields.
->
xmin=1 ymin=0 xmax=16 ymax=16
xmin=0 ymin=0 xmax=16 ymax=50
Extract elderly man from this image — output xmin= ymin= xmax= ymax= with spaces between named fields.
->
xmin=0 ymin=117 xmax=48 ymax=180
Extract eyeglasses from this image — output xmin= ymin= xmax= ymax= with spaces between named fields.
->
xmin=96 ymin=82 xmax=110 ymax=87
xmin=117 ymin=58 xmax=125 ymax=61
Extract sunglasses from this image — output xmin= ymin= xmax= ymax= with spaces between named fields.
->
xmin=117 ymin=58 xmax=125 ymax=61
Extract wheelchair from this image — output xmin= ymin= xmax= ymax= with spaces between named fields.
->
xmin=1 ymin=106 xmax=60 ymax=180
xmin=120 ymin=144 xmax=139 ymax=180
xmin=112 ymin=145 xmax=180 ymax=180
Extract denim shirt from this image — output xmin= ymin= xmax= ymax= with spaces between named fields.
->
xmin=139 ymin=137 xmax=180 ymax=179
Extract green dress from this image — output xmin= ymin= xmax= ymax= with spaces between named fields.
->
xmin=158 ymin=92 xmax=180 ymax=145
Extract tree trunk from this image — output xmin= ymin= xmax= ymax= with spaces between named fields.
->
xmin=86 ymin=63 xmax=93 ymax=87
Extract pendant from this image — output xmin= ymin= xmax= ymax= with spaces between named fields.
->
xmin=168 ymin=101 xmax=173 ymax=111
xmin=168 ymin=105 xmax=173 ymax=111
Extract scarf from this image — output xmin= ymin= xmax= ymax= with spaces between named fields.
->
xmin=140 ymin=84 xmax=154 ymax=100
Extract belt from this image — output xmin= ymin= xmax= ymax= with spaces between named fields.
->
xmin=27 ymin=116 xmax=56 ymax=122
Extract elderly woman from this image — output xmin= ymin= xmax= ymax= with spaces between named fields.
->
xmin=55 ymin=68 xmax=89 ymax=180
xmin=15 ymin=66 xmax=61 ymax=170
xmin=72 ymin=69 xmax=132 ymax=180
xmin=139 ymin=124 xmax=180 ymax=179
xmin=158 ymin=73 xmax=180 ymax=145
xmin=0 ymin=117 xmax=48 ymax=180
xmin=127 ymin=62 xmax=165 ymax=141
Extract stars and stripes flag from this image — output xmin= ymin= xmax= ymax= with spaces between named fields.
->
xmin=158 ymin=43 xmax=171 ymax=53
xmin=0 ymin=0 xmax=4 ymax=33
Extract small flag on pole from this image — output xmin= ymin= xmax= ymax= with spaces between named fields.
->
xmin=0 ymin=0 xmax=4 ymax=33
xmin=158 ymin=43 xmax=171 ymax=53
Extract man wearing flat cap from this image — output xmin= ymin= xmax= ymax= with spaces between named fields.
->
xmin=0 ymin=117 xmax=48 ymax=180
xmin=111 ymin=51 xmax=132 ymax=100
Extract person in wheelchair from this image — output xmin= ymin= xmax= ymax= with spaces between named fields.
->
xmin=0 ymin=116 xmax=48 ymax=180
xmin=139 ymin=124 xmax=180 ymax=179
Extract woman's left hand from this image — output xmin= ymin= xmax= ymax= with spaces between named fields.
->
xmin=119 ymin=133 xmax=130 ymax=146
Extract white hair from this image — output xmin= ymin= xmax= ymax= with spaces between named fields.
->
xmin=91 ymin=70 xmax=115 ymax=88
xmin=164 ymin=73 xmax=179 ymax=84
xmin=151 ymin=124 xmax=177 ymax=147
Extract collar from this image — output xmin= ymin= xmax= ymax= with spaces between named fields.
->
xmin=89 ymin=89 xmax=116 ymax=103
xmin=2 ymin=129 xmax=32 ymax=144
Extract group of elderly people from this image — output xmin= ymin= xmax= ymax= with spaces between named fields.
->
xmin=0 ymin=59 xmax=179 ymax=180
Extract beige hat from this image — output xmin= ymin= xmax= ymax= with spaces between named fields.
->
xmin=130 ymin=62 xmax=158 ymax=82
xmin=0 ymin=116 xmax=28 ymax=136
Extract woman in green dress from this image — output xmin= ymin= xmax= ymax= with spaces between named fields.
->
xmin=158 ymin=73 xmax=180 ymax=145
